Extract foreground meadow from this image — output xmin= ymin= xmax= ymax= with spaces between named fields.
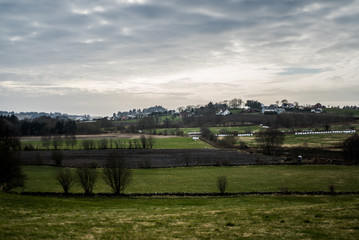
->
xmin=1 ymin=193 xmax=358 ymax=239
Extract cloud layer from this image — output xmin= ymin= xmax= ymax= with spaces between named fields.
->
xmin=1 ymin=0 xmax=358 ymax=115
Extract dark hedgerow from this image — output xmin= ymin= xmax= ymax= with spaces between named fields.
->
xmin=343 ymin=134 xmax=359 ymax=163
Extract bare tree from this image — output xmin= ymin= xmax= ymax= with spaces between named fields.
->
xmin=41 ymin=135 xmax=51 ymax=150
xmin=64 ymin=134 xmax=77 ymax=150
xmin=52 ymin=135 xmax=63 ymax=150
xmin=148 ymin=135 xmax=156 ymax=149
xmin=98 ymin=138 xmax=108 ymax=149
xmin=216 ymin=175 xmax=228 ymax=194
xmin=82 ymin=139 xmax=95 ymax=150
xmin=255 ymin=128 xmax=285 ymax=155
xmin=102 ymin=152 xmax=131 ymax=194
xmin=76 ymin=164 xmax=98 ymax=194
xmin=55 ymin=168 xmax=75 ymax=194
xmin=140 ymin=135 xmax=148 ymax=148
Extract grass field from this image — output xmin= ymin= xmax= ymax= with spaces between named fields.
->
xmin=1 ymin=193 xmax=359 ymax=239
xmin=15 ymin=165 xmax=359 ymax=194
xmin=21 ymin=137 xmax=213 ymax=150
xmin=3 ymin=165 xmax=359 ymax=239
xmin=238 ymin=133 xmax=355 ymax=148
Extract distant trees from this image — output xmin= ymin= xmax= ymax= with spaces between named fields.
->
xmin=245 ymin=100 xmax=262 ymax=110
xmin=0 ymin=118 xmax=25 ymax=192
xmin=255 ymin=128 xmax=285 ymax=155
xmin=20 ymin=117 xmax=77 ymax=136
xmin=82 ymin=139 xmax=96 ymax=150
xmin=229 ymin=98 xmax=242 ymax=109
xmin=102 ymin=152 xmax=131 ymax=194
xmin=139 ymin=135 xmax=156 ymax=149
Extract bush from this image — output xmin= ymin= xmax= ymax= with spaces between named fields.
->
xmin=51 ymin=136 xmax=63 ymax=150
xmin=55 ymin=168 xmax=75 ymax=194
xmin=76 ymin=164 xmax=98 ymax=194
xmin=102 ymin=152 xmax=131 ymax=194
xmin=201 ymin=127 xmax=217 ymax=142
xmin=82 ymin=139 xmax=95 ymax=150
xmin=98 ymin=138 xmax=108 ymax=149
xmin=51 ymin=150 xmax=64 ymax=166
xmin=216 ymin=175 xmax=228 ymax=194
xmin=343 ymin=134 xmax=359 ymax=163
xmin=0 ymin=118 xmax=25 ymax=192
xmin=255 ymin=128 xmax=285 ymax=155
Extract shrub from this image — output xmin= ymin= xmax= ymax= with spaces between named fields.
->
xmin=82 ymin=139 xmax=95 ymax=150
xmin=41 ymin=135 xmax=52 ymax=150
xmin=98 ymin=138 xmax=108 ymax=149
xmin=23 ymin=143 xmax=35 ymax=151
xmin=51 ymin=150 xmax=64 ymax=166
xmin=102 ymin=152 xmax=131 ymax=194
xmin=0 ymin=118 xmax=25 ymax=192
xmin=329 ymin=184 xmax=335 ymax=194
xmin=51 ymin=136 xmax=63 ymax=150
xmin=343 ymin=134 xmax=359 ymax=163
xmin=201 ymin=127 xmax=217 ymax=142
xmin=255 ymin=128 xmax=285 ymax=155
xmin=76 ymin=164 xmax=98 ymax=194
xmin=216 ymin=175 xmax=228 ymax=194
xmin=55 ymin=168 xmax=75 ymax=194
xmin=64 ymin=135 xmax=77 ymax=149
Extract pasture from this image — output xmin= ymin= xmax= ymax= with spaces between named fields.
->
xmin=2 ymin=165 xmax=359 ymax=239
xmin=237 ymin=132 xmax=355 ymax=148
xmin=21 ymin=136 xmax=213 ymax=150
xmin=15 ymin=165 xmax=359 ymax=194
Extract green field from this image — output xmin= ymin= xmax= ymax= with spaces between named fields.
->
xmin=16 ymin=165 xmax=359 ymax=194
xmin=237 ymin=133 xmax=355 ymax=148
xmin=1 ymin=192 xmax=359 ymax=239
xmin=3 ymin=165 xmax=359 ymax=239
xmin=21 ymin=137 xmax=213 ymax=150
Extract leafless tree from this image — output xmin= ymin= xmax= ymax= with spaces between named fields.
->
xmin=255 ymin=128 xmax=285 ymax=155
xmin=76 ymin=164 xmax=98 ymax=194
xmin=55 ymin=168 xmax=75 ymax=194
xmin=102 ymin=152 xmax=131 ymax=194
xmin=216 ymin=175 xmax=228 ymax=194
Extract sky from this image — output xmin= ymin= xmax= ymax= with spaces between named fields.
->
xmin=1 ymin=0 xmax=359 ymax=116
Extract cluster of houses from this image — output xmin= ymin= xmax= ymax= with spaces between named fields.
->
xmin=261 ymin=103 xmax=324 ymax=115
xmin=0 ymin=111 xmax=91 ymax=121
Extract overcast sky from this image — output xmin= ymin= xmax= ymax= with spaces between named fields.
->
xmin=1 ymin=0 xmax=359 ymax=116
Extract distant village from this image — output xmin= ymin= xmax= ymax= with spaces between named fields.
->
xmin=1 ymin=100 xmax=358 ymax=121
xmin=0 ymin=111 xmax=91 ymax=121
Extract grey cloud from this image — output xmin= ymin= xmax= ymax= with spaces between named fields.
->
xmin=1 ymin=0 xmax=359 ymax=114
